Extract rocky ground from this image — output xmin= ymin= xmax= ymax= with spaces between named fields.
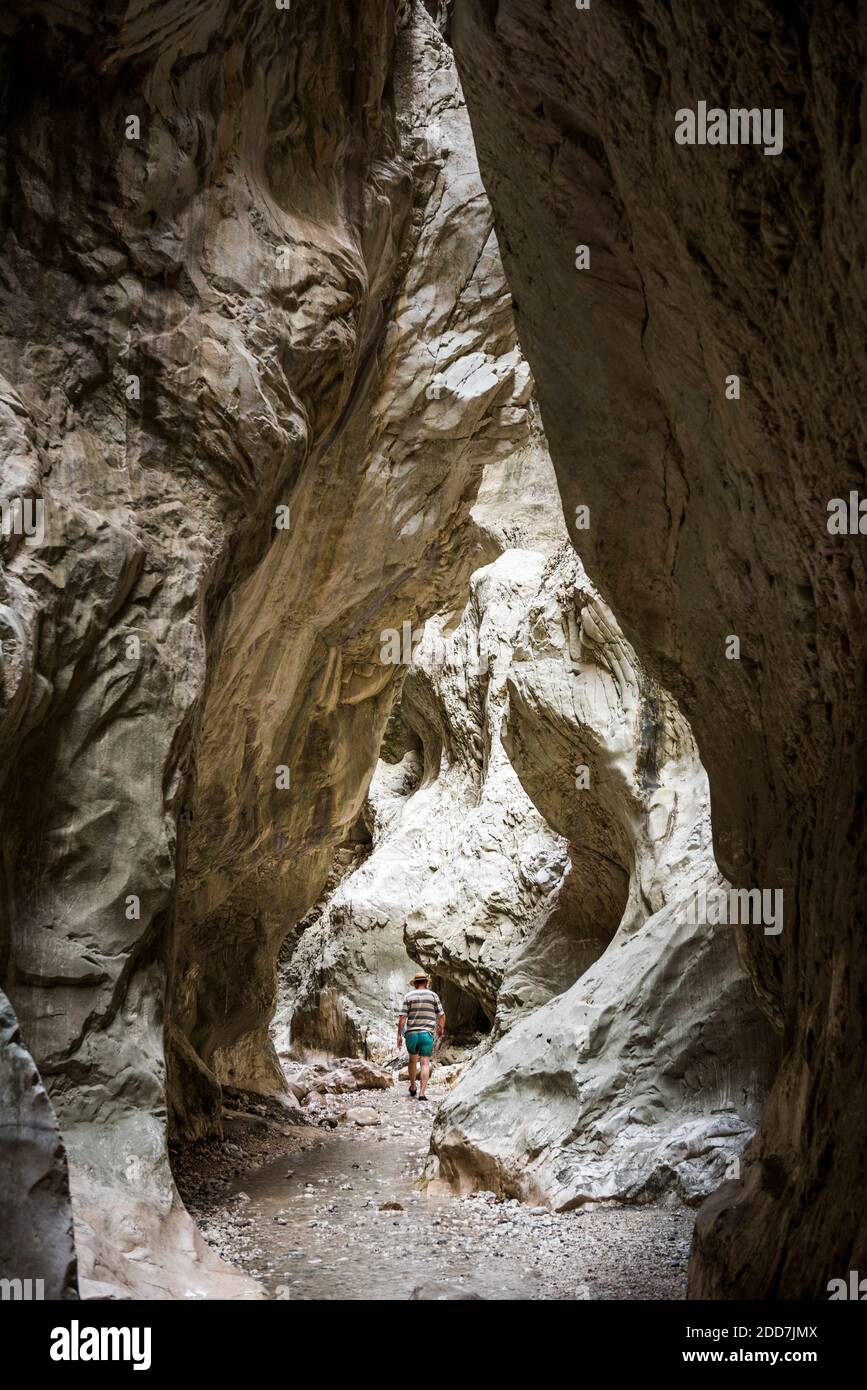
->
xmin=174 ymin=1059 xmax=694 ymax=1301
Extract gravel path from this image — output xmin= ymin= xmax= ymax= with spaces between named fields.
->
xmin=176 ymin=1075 xmax=694 ymax=1300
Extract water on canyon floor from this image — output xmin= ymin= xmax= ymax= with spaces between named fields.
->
xmin=205 ymin=1081 xmax=693 ymax=1301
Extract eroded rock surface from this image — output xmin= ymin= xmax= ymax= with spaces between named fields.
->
xmin=429 ymin=548 xmax=779 ymax=1208
xmin=2 ymin=0 xmax=860 ymax=1304
xmin=451 ymin=0 xmax=866 ymax=1294
xmin=168 ymin=0 xmax=533 ymax=1141
xmin=0 ymin=0 xmax=525 ymax=1296
xmin=278 ymin=438 xmax=608 ymax=1056
xmin=0 ymin=988 xmax=77 ymax=1300
xmin=281 ymin=442 xmax=777 ymax=1211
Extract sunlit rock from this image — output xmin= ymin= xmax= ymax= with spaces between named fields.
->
xmin=428 ymin=548 xmax=779 ymax=1207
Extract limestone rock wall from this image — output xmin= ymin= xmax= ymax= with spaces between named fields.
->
xmin=2 ymin=0 xmax=860 ymax=1304
xmin=0 ymin=0 xmax=527 ymax=1296
xmin=279 ymin=436 xmax=598 ymax=1055
xmin=0 ymin=988 xmax=77 ymax=1300
xmin=166 ymin=0 xmax=532 ymax=1138
xmin=429 ymin=546 xmax=780 ymax=1208
xmin=451 ymin=0 xmax=866 ymax=1295
xmin=283 ymin=444 xmax=777 ymax=1214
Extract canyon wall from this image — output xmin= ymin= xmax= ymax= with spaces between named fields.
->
xmin=0 ymin=988 xmax=77 ymax=1299
xmin=429 ymin=543 xmax=779 ymax=1208
xmin=2 ymin=0 xmax=861 ymax=1303
xmin=165 ymin=0 xmax=532 ymax=1140
xmin=279 ymin=436 xmax=606 ymax=1056
xmin=451 ymin=0 xmax=866 ymax=1296
xmin=282 ymin=438 xmax=778 ymax=1207
xmin=0 ymin=0 xmax=527 ymax=1296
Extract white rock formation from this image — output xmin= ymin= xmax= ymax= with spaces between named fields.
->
xmin=278 ymin=436 xmax=601 ymax=1055
xmin=428 ymin=547 xmax=780 ymax=1206
xmin=283 ymin=440 xmax=778 ymax=1207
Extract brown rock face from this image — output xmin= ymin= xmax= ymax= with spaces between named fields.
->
xmin=0 ymin=0 xmax=526 ymax=1294
xmin=166 ymin=0 xmax=529 ymax=1134
xmin=451 ymin=0 xmax=866 ymax=1296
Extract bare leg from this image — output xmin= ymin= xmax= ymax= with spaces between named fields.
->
xmin=419 ymin=1055 xmax=431 ymax=1098
xmin=408 ymin=1053 xmax=418 ymax=1093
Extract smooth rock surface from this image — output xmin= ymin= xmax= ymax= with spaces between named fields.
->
xmin=451 ymin=0 xmax=866 ymax=1296
xmin=345 ymin=1107 xmax=381 ymax=1127
xmin=282 ymin=440 xmax=777 ymax=1209
xmin=3 ymin=0 xmax=860 ymax=1304
xmin=279 ymin=438 xmax=614 ymax=1055
xmin=169 ymin=0 xmax=530 ymax=1138
xmin=0 ymin=0 xmax=524 ymax=1297
xmin=428 ymin=549 xmax=780 ymax=1207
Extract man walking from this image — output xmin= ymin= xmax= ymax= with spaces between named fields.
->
xmin=397 ymin=970 xmax=445 ymax=1101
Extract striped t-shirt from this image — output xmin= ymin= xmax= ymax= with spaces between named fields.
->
xmin=400 ymin=987 xmax=444 ymax=1035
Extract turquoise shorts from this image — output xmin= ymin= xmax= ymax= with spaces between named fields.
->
xmin=406 ymin=1030 xmax=435 ymax=1057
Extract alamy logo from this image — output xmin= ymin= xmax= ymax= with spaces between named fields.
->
xmin=827 ymin=492 xmax=867 ymax=534
xmin=50 ymin=1320 xmax=152 ymax=1371
xmin=379 ymin=620 xmax=483 ymax=676
xmin=827 ymin=1271 xmax=867 ymax=1300
xmin=675 ymin=102 xmax=783 ymax=157
xmin=684 ymin=885 xmax=783 ymax=936
xmin=0 ymin=497 xmax=44 ymax=546
xmin=0 ymin=1277 xmax=44 ymax=1300
xmin=380 ymin=620 xmax=427 ymax=667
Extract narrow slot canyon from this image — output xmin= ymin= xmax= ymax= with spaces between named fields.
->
xmin=0 ymin=0 xmax=865 ymax=1325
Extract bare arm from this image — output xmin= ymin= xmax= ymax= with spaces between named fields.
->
xmin=437 ymin=1010 xmax=446 ymax=1039
xmin=397 ymin=1013 xmax=407 ymax=1048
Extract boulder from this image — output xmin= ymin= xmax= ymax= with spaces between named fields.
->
xmin=345 ymin=1108 xmax=381 ymax=1127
